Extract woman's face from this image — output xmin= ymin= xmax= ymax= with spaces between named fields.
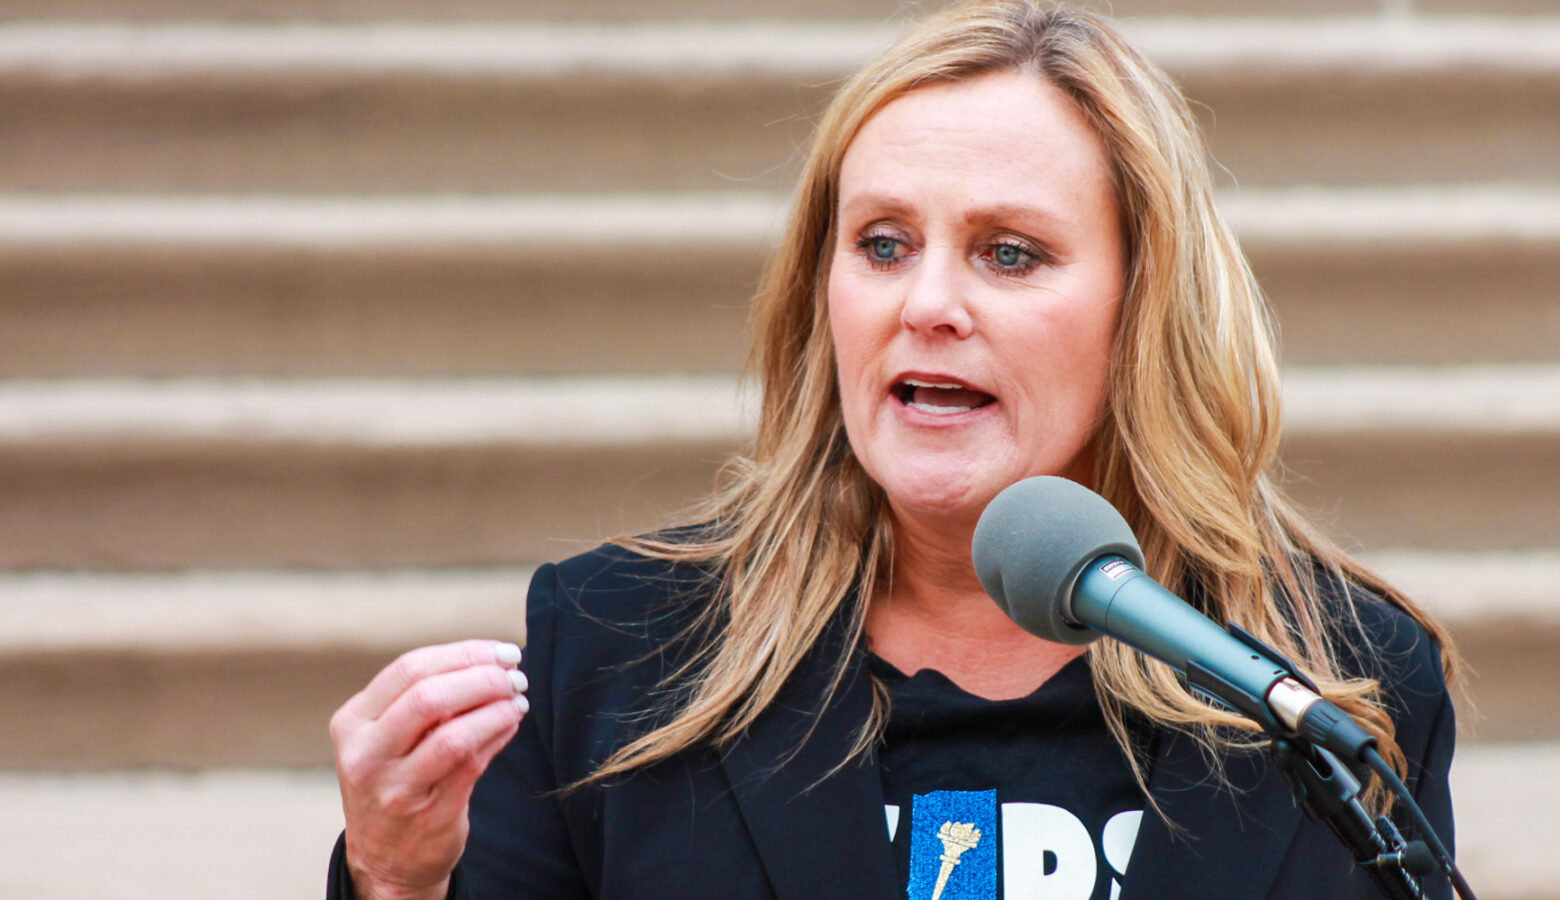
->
xmin=829 ymin=69 xmax=1127 ymax=529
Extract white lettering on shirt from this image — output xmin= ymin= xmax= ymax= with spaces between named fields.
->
xmin=883 ymin=802 xmax=1142 ymax=899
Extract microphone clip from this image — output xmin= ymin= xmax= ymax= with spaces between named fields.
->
xmin=1272 ymin=737 xmax=1427 ymax=900
xmin=1178 ymin=622 xmax=1318 ymax=737
xmin=1225 ymin=622 xmax=1321 ymax=692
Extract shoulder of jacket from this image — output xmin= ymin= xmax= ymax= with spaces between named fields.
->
xmin=1308 ymin=565 xmax=1448 ymax=711
xmin=527 ymin=538 xmax=720 ymax=647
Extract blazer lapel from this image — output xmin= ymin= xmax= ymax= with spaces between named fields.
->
xmin=1121 ymin=730 xmax=1303 ymax=900
xmin=719 ymin=642 xmax=900 ymax=900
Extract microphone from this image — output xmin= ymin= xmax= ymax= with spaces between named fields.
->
xmin=971 ymin=476 xmax=1375 ymax=764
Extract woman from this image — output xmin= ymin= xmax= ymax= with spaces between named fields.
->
xmin=328 ymin=2 xmax=1459 ymax=898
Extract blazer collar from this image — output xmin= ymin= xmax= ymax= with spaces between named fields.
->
xmin=719 ymin=637 xmax=900 ymax=900
xmin=1121 ymin=729 xmax=1304 ymax=900
xmin=715 ymin=612 xmax=1305 ymax=900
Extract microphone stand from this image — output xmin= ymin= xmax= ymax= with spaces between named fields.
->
xmin=1221 ymin=626 xmax=1440 ymax=900
xmin=1272 ymin=738 xmax=1432 ymax=900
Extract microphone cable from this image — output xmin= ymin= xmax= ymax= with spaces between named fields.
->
xmin=1363 ymin=746 xmax=1477 ymax=900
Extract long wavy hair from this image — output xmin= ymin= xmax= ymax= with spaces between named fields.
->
xmin=593 ymin=0 xmax=1457 ymax=810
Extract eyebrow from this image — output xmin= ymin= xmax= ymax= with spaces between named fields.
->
xmin=837 ymin=193 xmax=1069 ymax=230
xmin=962 ymin=202 xmax=1070 ymax=230
xmin=837 ymin=193 xmax=914 ymax=221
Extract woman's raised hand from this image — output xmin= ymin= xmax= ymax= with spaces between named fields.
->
xmin=330 ymin=639 xmax=529 ymax=900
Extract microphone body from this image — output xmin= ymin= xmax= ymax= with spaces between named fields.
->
xmin=975 ymin=478 xmax=1472 ymax=898
xmin=973 ymin=476 xmax=1375 ymax=762
xmin=1075 ymin=554 xmax=1299 ymax=734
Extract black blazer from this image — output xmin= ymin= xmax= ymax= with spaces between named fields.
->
xmin=330 ymin=542 xmax=1457 ymax=899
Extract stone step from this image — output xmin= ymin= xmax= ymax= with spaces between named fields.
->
xmin=0 ymin=552 xmax=1553 ymax=769
xmin=1 ymin=18 xmax=1556 ymax=192
xmin=0 ymin=769 xmax=344 ymax=900
xmin=2 ymin=187 xmax=1554 ymax=378
xmin=0 ymin=740 xmax=1550 ymax=899
xmin=4 ymin=0 xmax=1512 ymax=24
xmin=0 ymin=369 xmax=1553 ymax=571
xmin=1368 ymin=551 xmax=1560 ymax=746
xmin=1279 ymin=365 xmax=1560 ymax=553
xmin=0 ymin=376 xmax=743 ymax=569
xmin=1239 ymin=187 xmax=1560 ymax=368
xmin=0 ymin=192 xmax=774 ymax=378
xmin=0 ymin=568 xmax=530 ymax=769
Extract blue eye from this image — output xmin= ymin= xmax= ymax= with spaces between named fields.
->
xmin=986 ymin=240 xmax=1043 ymax=276
xmin=856 ymin=232 xmax=906 ymax=268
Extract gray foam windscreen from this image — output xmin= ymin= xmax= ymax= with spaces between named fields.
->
xmin=971 ymin=476 xmax=1147 ymax=644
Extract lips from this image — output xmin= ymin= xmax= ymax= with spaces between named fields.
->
xmin=892 ymin=377 xmax=996 ymax=415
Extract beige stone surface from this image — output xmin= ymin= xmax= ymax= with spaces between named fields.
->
xmin=2 ymin=188 xmax=1554 ymax=378
xmin=0 ymin=743 xmax=1549 ymax=899
xmin=0 ymin=0 xmax=1403 ymax=22
xmin=0 ymin=2 xmax=1552 ymax=895
xmin=0 ymin=769 xmax=343 ymax=900
xmin=1451 ymin=743 xmax=1560 ymax=900
xmin=1 ymin=20 xmax=1556 ymax=192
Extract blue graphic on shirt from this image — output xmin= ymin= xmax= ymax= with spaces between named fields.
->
xmin=907 ymin=789 xmax=998 ymax=900
xmin=892 ymin=794 xmax=1142 ymax=900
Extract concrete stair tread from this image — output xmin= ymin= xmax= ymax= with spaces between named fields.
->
xmin=13 ymin=0 xmax=1547 ymax=24
xmin=5 ymin=17 xmax=1558 ymax=76
xmin=0 ymin=376 xmax=750 ymax=447
xmin=1281 ymin=365 xmax=1560 ymax=435
xmin=1451 ymin=742 xmax=1560 ymax=900
xmin=0 ymin=557 xmax=1551 ymax=768
xmin=0 ymin=191 xmax=789 ymax=249
xmin=2 ymin=187 xmax=1554 ymax=377
xmin=0 ymin=567 xmax=531 ymax=653
xmin=4 ymin=185 xmax=1560 ymax=247
xmin=11 ymin=0 xmax=1558 ymax=22
xmin=0 ymin=552 xmax=1551 ymax=652
xmin=2 ymin=366 xmax=1557 ymax=445
xmin=0 ymin=371 xmax=1548 ymax=568
xmin=4 ymin=20 xmax=1557 ymax=191
xmin=0 ymin=743 xmax=1552 ymax=899
xmin=1367 ymin=551 xmax=1560 ymax=627
xmin=0 ymin=768 xmax=345 ymax=900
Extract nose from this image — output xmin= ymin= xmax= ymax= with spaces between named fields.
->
xmin=899 ymin=248 xmax=974 ymax=339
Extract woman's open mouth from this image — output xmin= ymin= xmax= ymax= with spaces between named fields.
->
xmin=893 ymin=378 xmax=997 ymax=415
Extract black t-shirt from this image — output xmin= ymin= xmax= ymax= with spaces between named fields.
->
xmin=872 ymin=653 xmax=1148 ymax=900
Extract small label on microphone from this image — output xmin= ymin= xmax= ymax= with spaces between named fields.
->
xmin=1098 ymin=558 xmax=1134 ymax=580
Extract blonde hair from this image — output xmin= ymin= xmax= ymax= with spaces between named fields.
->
xmin=594 ymin=0 xmax=1456 ymax=810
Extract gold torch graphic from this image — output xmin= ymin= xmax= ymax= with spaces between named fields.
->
xmin=929 ymin=820 xmax=982 ymax=900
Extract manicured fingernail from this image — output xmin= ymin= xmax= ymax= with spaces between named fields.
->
xmin=513 ymin=694 xmax=530 ymax=715
xmin=494 ymin=642 xmax=522 ymax=665
xmin=508 ymin=669 xmax=529 ymax=694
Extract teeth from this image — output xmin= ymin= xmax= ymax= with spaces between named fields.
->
xmin=894 ymin=378 xmax=993 ymax=415
xmin=906 ymin=401 xmax=969 ymax=415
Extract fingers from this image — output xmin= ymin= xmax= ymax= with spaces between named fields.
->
xmin=331 ymin=640 xmax=528 ymax=900
xmin=368 ymin=663 xmax=528 ymax=761
xmin=402 ymin=696 xmax=525 ymax=797
xmin=346 ymin=639 xmax=522 ymax=722
xmin=414 ymin=722 xmax=521 ymax=831
xmin=331 ymin=639 xmax=527 ymax=792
